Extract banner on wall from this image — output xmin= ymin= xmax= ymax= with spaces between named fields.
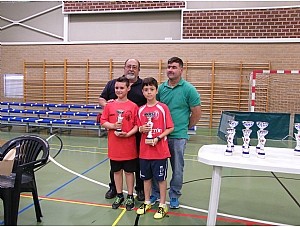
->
xmin=218 ymin=111 xmax=291 ymax=141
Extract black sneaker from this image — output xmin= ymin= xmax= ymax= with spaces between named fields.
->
xmin=105 ymin=187 xmax=117 ymax=199
xmin=136 ymin=190 xmax=145 ymax=201
xmin=125 ymin=195 xmax=134 ymax=211
xmin=112 ymin=196 xmax=124 ymax=209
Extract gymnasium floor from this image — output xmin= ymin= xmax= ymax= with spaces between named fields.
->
xmin=0 ymin=127 xmax=300 ymax=226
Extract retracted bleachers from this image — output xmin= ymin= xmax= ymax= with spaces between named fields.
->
xmin=0 ymin=102 xmax=102 ymax=136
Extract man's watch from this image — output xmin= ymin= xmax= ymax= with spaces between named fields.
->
xmin=156 ymin=136 xmax=162 ymax=142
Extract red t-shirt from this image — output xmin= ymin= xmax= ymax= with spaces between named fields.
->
xmin=138 ymin=102 xmax=174 ymax=160
xmin=100 ymin=100 xmax=138 ymax=161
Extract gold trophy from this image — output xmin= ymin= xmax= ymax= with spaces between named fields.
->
xmin=115 ymin=109 xmax=124 ymax=134
xmin=144 ymin=112 xmax=155 ymax=145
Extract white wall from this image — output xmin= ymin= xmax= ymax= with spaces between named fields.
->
xmin=69 ymin=11 xmax=181 ymax=41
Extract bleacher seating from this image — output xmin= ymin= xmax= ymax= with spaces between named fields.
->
xmin=0 ymin=102 xmax=102 ymax=136
xmin=0 ymin=101 xmax=101 ymax=110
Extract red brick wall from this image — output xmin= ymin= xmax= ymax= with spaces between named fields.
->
xmin=63 ymin=1 xmax=185 ymax=12
xmin=183 ymin=7 xmax=300 ymax=39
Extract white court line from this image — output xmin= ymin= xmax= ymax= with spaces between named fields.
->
xmin=48 ymin=155 xmax=109 ymax=188
xmin=46 ymin=134 xmax=289 ymax=225
xmin=48 ymin=154 xmax=287 ymax=226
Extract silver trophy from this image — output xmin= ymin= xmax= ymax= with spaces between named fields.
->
xmin=144 ymin=112 xmax=155 ymax=145
xmin=225 ymin=120 xmax=238 ymax=156
xmin=115 ymin=109 xmax=124 ymax=132
xmin=256 ymin=121 xmax=269 ymax=153
xmin=257 ymin=129 xmax=268 ymax=158
xmin=256 ymin=121 xmax=269 ymax=131
xmin=294 ymin=123 xmax=300 ymax=155
xmin=242 ymin=121 xmax=254 ymax=157
xmin=243 ymin=121 xmax=254 ymax=130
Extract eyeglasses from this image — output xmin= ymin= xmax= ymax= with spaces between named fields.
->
xmin=125 ymin=65 xmax=138 ymax=70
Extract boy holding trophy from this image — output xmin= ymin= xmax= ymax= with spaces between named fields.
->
xmin=137 ymin=77 xmax=174 ymax=219
xmin=100 ymin=76 xmax=139 ymax=211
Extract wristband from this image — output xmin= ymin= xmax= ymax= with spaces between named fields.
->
xmin=156 ymin=136 xmax=162 ymax=142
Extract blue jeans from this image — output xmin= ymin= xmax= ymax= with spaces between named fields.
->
xmin=151 ymin=138 xmax=187 ymax=199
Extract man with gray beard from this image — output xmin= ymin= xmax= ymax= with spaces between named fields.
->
xmin=99 ymin=59 xmax=146 ymax=201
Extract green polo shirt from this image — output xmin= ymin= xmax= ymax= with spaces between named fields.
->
xmin=157 ymin=78 xmax=201 ymax=139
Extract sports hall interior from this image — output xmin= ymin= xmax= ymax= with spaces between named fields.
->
xmin=1 ymin=1 xmax=300 ymax=226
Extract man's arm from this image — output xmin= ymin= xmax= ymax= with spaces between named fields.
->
xmin=99 ymin=83 xmax=109 ymax=108
xmin=189 ymin=105 xmax=201 ymax=128
xmin=99 ymin=97 xmax=107 ymax=107
xmin=99 ymin=79 xmax=116 ymax=108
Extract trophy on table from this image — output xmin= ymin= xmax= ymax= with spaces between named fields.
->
xmin=242 ymin=121 xmax=254 ymax=158
xmin=294 ymin=123 xmax=300 ymax=155
xmin=144 ymin=112 xmax=155 ymax=145
xmin=115 ymin=109 xmax=124 ymax=135
xmin=225 ymin=120 xmax=238 ymax=156
xmin=256 ymin=121 xmax=269 ymax=158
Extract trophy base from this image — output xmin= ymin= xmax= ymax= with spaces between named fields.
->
xmin=145 ymin=138 xmax=154 ymax=145
xmin=294 ymin=149 xmax=300 ymax=156
xmin=224 ymin=150 xmax=233 ymax=156
xmin=257 ymin=152 xmax=265 ymax=159
xmin=242 ymin=152 xmax=250 ymax=158
xmin=231 ymin=145 xmax=235 ymax=152
xmin=256 ymin=146 xmax=260 ymax=153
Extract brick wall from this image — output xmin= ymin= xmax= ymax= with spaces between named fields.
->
xmin=63 ymin=1 xmax=185 ymax=12
xmin=63 ymin=2 xmax=300 ymax=39
xmin=2 ymin=43 xmax=300 ymax=72
xmin=183 ymin=7 xmax=300 ymax=39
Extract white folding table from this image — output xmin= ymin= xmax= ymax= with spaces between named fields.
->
xmin=198 ymin=144 xmax=300 ymax=226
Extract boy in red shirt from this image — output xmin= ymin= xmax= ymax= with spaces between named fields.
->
xmin=137 ymin=77 xmax=174 ymax=219
xmin=100 ymin=76 xmax=139 ymax=211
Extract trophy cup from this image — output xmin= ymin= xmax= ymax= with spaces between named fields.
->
xmin=242 ymin=121 xmax=254 ymax=157
xmin=294 ymin=123 xmax=300 ymax=155
xmin=115 ymin=109 xmax=124 ymax=134
xmin=225 ymin=120 xmax=238 ymax=156
xmin=256 ymin=121 xmax=269 ymax=153
xmin=144 ymin=112 xmax=155 ymax=145
xmin=256 ymin=129 xmax=268 ymax=158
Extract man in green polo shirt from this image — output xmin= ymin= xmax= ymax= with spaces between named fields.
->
xmin=150 ymin=57 xmax=201 ymax=209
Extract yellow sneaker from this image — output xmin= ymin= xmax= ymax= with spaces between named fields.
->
xmin=136 ymin=203 xmax=151 ymax=215
xmin=154 ymin=205 xmax=168 ymax=219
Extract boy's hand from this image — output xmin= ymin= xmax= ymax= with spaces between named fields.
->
xmin=118 ymin=132 xmax=128 ymax=137
xmin=114 ymin=122 xmax=122 ymax=130
xmin=114 ymin=131 xmax=128 ymax=137
xmin=107 ymin=99 xmax=115 ymax=103
xmin=150 ymin=137 xmax=159 ymax=146
xmin=142 ymin=124 xmax=152 ymax=133
xmin=114 ymin=131 xmax=120 ymax=136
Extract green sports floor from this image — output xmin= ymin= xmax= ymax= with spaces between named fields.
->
xmin=0 ymin=127 xmax=300 ymax=226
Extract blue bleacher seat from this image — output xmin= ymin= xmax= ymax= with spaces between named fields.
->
xmin=0 ymin=102 xmax=102 ymax=135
